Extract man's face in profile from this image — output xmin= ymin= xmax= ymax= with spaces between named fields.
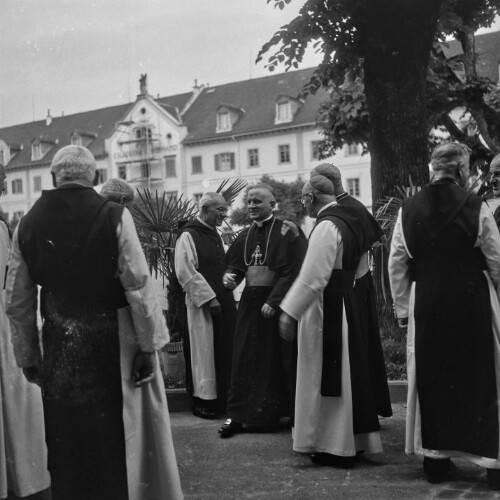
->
xmin=492 ymin=173 xmax=500 ymax=198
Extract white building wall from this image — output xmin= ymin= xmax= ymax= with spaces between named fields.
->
xmin=184 ymin=128 xmax=372 ymax=208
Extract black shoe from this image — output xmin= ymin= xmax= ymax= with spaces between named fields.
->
xmin=487 ymin=469 xmax=500 ymax=490
xmin=310 ymin=453 xmax=354 ymax=469
xmin=423 ymin=457 xmax=451 ymax=484
xmin=218 ymin=418 xmax=243 ymax=438
xmin=192 ymin=405 xmax=219 ymax=420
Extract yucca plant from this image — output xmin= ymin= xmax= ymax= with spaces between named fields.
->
xmin=130 ymin=179 xmax=247 ymax=342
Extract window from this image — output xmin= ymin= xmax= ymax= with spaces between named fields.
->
xmin=33 ymin=176 xmax=42 ymax=192
xmin=278 ymin=145 xmax=290 ymax=164
xmin=165 ymin=191 xmax=178 ymax=201
xmin=12 ymin=179 xmax=23 ymax=194
xmin=141 ymin=163 xmax=150 ymax=178
xmin=345 ymin=144 xmax=359 ymax=156
xmin=97 ymin=169 xmax=107 ymax=184
xmin=31 ymin=143 xmax=41 ymax=161
xmin=192 ymin=156 xmax=202 ymax=174
xmin=311 ymin=141 xmax=322 ymax=160
xmin=71 ymin=133 xmax=82 ymax=146
xmin=135 ymin=127 xmax=152 ymax=140
xmin=118 ymin=166 xmax=127 ymax=180
xmin=216 ymin=111 xmax=231 ymax=132
xmin=347 ymin=178 xmax=360 ymax=197
xmin=214 ymin=152 xmax=235 ymax=172
xmin=248 ymin=149 xmax=259 ymax=168
xmin=276 ymin=101 xmax=292 ymax=123
xmin=165 ymin=156 xmax=176 ymax=178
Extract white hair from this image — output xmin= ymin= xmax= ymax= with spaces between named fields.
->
xmin=199 ymin=192 xmax=226 ymax=211
xmin=50 ymin=145 xmax=96 ymax=184
xmin=100 ymin=178 xmax=135 ymax=204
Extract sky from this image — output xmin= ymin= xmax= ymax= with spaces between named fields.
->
xmin=1 ymin=1 xmax=500 ymax=129
xmin=0 ymin=0 xmax=322 ymax=128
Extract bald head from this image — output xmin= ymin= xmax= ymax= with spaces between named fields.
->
xmin=311 ymin=163 xmax=344 ymax=195
xmin=199 ymin=192 xmax=226 ymax=210
xmin=247 ymin=184 xmax=276 ymax=221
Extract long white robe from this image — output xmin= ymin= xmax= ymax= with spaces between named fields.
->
xmin=6 ymin=209 xmax=183 ymax=500
xmin=281 ymin=217 xmax=382 ymax=456
xmin=175 ymin=231 xmax=217 ymax=400
xmin=389 ymin=204 xmax=500 ymax=469
xmin=0 ymin=220 xmax=50 ymax=499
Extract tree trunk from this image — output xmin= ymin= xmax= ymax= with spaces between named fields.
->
xmin=360 ymin=0 xmax=444 ymax=206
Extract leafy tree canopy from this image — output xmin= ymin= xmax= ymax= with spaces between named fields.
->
xmin=258 ymin=0 xmax=500 ymax=199
xmin=230 ymin=174 xmax=305 ymax=226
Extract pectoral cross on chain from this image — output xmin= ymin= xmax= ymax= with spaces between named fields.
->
xmin=251 ymin=244 xmax=263 ymax=266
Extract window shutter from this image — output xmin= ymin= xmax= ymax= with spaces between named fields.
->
xmin=215 ymin=154 xmax=220 ymax=171
xmin=230 ymin=153 xmax=235 ymax=170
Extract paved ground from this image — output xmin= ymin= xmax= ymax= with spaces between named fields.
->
xmin=8 ymin=403 xmax=500 ymax=500
xmin=171 ymin=403 xmax=500 ymax=500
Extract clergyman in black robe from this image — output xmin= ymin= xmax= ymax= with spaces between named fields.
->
xmin=219 ymin=184 xmax=306 ymax=437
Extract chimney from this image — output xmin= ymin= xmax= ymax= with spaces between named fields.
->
xmin=46 ymin=109 xmax=52 ymax=126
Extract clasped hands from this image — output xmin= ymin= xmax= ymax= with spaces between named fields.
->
xmin=23 ymin=351 xmax=157 ymax=389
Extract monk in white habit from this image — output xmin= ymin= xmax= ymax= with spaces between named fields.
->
xmin=280 ymin=174 xmax=383 ymax=468
xmin=389 ymin=142 xmax=500 ymax=489
xmin=0 ymin=163 xmax=50 ymax=499
xmin=5 ymin=146 xmax=183 ymax=500
xmin=175 ymin=192 xmax=236 ymax=419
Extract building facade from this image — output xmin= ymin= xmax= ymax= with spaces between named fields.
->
xmin=0 ymin=67 xmax=373 ymax=221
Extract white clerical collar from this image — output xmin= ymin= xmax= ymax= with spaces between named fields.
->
xmin=196 ymin=217 xmax=215 ymax=230
xmin=317 ymin=200 xmax=338 ymax=216
xmin=253 ymin=214 xmax=274 ymax=228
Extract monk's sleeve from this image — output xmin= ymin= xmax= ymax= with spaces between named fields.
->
xmin=265 ymin=231 xmax=308 ymax=309
xmin=477 ymin=202 xmax=500 ymax=286
xmin=117 ymin=208 xmax=169 ymax=351
xmin=5 ymin=227 xmax=41 ymax=368
xmin=174 ymin=231 xmax=216 ymax=307
xmin=388 ymin=209 xmax=412 ymax=320
xmin=280 ymin=220 xmax=339 ymax=320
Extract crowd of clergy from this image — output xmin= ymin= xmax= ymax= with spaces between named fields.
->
xmin=2 ymin=140 xmax=500 ymax=498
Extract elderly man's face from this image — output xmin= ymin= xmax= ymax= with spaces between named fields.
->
xmin=299 ymin=185 xmax=317 ymax=218
xmin=202 ymin=198 xmax=228 ymax=227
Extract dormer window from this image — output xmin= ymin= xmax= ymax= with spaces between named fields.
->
xmin=32 ymin=142 xmax=42 ymax=161
xmin=71 ymin=132 xmax=82 ymax=146
xmin=217 ymin=111 xmax=231 ymax=132
xmin=276 ymin=100 xmax=292 ymax=123
xmin=215 ymin=105 xmax=243 ymax=133
xmin=275 ymin=95 xmax=301 ymax=124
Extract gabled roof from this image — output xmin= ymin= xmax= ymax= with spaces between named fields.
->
xmin=0 ymin=103 xmax=130 ymax=169
xmin=0 ymin=92 xmax=193 ymax=170
xmin=182 ymin=67 xmax=325 ymax=144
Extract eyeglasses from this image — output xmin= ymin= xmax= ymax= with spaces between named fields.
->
xmin=215 ymin=207 xmax=228 ymax=214
xmin=296 ymin=193 xmax=314 ymax=206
